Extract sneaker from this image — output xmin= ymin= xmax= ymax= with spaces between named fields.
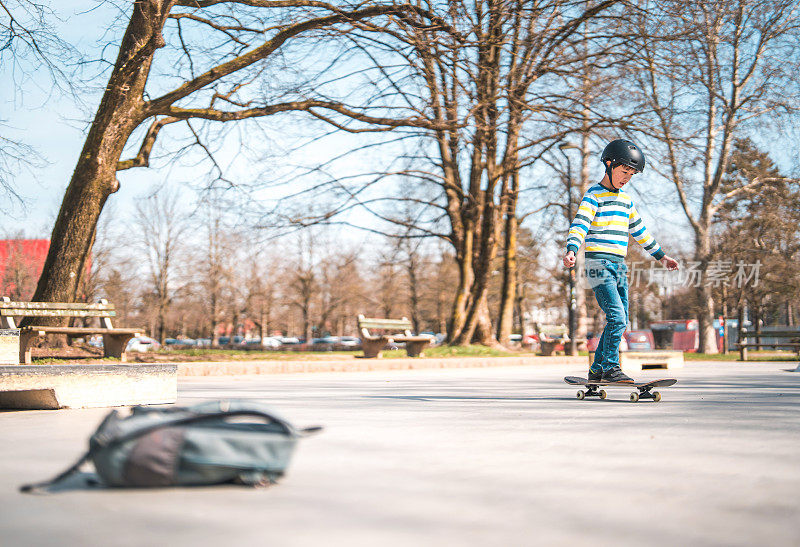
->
xmin=601 ymin=366 xmax=634 ymax=384
xmin=588 ymin=367 xmax=603 ymax=383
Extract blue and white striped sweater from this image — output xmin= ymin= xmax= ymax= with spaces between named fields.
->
xmin=566 ymin=184 xmax=664 ymax=262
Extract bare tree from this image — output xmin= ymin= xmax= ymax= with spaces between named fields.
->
xmin=285 ymin=229 xmax=319 ymax=343
xmin=133 ymin=187 xmax=190 ymax=343
xmin=714 ymin=138 xmax=800 ymax=332
xmin=259 ymin=1 xmax=624 ymax=346
xmin=29 ymin=0 xmax=449 ymax=314
xmin=629 ymin=0 xmax=800 ymax=351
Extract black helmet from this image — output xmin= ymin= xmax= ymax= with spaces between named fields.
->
xmin=601 ymin=139 xmax=646 ymax=173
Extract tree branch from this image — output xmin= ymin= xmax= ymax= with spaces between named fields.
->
xmin=117 ymin=116 xmax=181 ymax=170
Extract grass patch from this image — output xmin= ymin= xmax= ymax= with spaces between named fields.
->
xmin=153 ymin=345 xmax=517 ymax=360
xmin=150 ymin=348 xmax=361 ymax=361
xmin=31 ymin=356 xmax=121 ymax=365
xmin=684 ymin=351 xmax=799 ymax=362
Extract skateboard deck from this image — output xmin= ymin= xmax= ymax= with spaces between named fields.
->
xmin=564 ymin=376 xmax=677 ymax=402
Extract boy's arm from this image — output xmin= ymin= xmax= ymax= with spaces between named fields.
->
xmin=628 ymin=203 xmax=666 ymax=261
xmin=566 ymin=193 xmax=599 ymax=255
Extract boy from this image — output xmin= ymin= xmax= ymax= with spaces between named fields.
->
xmin=563 ymin=139 xmax=679 ymax=384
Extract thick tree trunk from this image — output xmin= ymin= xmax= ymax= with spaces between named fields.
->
xmin=448 ymin=229 xmax=473 ymax=343
xmin=157 ymin=303 xmax=166 ymax=344
xmin=695 ymin=229 xmax=720 ymax=354
xmin=496 ymin=215 xmax=517 ymax=345
xmin=27 ymin=1 xmax=170 ymax=323
xmin=497 ymin=172 xmax=518 ymax=346
xmin=454 ymin=200 xmax=499 ymax=345
xmin=697 ymin=283 xmax=719 ymax=353
xmin=471 ymin=296 xmax=495 ymax=345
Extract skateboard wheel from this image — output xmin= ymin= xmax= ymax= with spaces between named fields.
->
xmin=599 ymin=390 xmax=607 ymax=400
xmin=577 ymin=390 xmax=585 ymax=400
xmin=653 ymin=391 xmax=662 ymax=402
xmin=629 ymin=392 xmax=639 ymax=402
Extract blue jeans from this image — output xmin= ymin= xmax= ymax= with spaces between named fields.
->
xmin=586 ymin=259 xmax=629 ymax=370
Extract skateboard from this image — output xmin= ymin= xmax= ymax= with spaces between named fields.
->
xmin=564 ymin=376 xmax=677 ymax=402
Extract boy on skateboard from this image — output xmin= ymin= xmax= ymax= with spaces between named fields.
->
xmin=563 ymin=139 xmax=679 ymax=384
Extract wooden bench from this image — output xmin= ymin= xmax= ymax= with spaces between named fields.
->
xmin=357 ymin=315 xmax=434 ymax=358
xmin=0 ymin=298 xmax=144 ymax=364
xmin=536 ymin=324 xmax=569 ymax=355
xmin=737 ymin=328 xmax=800 ymax=361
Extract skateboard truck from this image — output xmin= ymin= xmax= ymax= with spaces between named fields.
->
xmin=631 ymin=386 xmax=662 ymax=402
xmin=576 ymin=386 xmax=607 ymax=400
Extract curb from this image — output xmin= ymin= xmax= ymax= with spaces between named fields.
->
xmin=176 ymin=356 xmax=589 ymax=376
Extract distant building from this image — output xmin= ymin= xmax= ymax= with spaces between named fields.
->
xmin=0 ymin=239 xmax=50 ymax=299
xmin=0 ymin=239 xmax=92 ymax=301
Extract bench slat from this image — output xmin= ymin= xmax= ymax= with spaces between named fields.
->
xmin=391 ymin=335 xmax=434 ymax=342
xmin=0 ymin=309 xmax=115 ymax=317
xmin=23 ymin=326 xmax=142 ymax=335
xmin=358 ymin=318 xmax=412 ymax=330
xmin=0 ymin=302 xmax=114 ymax=310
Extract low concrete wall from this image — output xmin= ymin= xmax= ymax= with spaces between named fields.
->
xmin=177 ymin=355 xmax=588 ymax=376
xmin=0 ymin=364 xmax=177 ymax=409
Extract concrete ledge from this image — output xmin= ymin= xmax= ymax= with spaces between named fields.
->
xmin=177 ymin=356 xmax=588 ymax=376
xmin=588 ymin=351 xmax=685 ymax=372
xmin=621 ymin=351 xmax=684 ymax=372
xmin=0 ymin=364 xmax=177 ymax=409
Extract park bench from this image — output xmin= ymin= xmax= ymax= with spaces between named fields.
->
xmin=357 ymin=315 xmax=434 ymax=358
xmin=737 ymin=327 xmax=800 ymax=361
xmin=536 ymin=324 xmax=575 ymax=355
xmin=0 ymin=297 xmax=144 ymax=364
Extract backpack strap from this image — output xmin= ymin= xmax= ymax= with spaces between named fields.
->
xmin=19 ymin=451 xmax=94 ymax=494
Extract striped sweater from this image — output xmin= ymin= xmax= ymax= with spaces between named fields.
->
xmin=566 ymin=184 xmax=665 ymax=262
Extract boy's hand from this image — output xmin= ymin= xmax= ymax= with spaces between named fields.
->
xmin=660 ymin=255 xmax=679 ymax=271
xmin=563 ymin=251 xmax=576 ymax=268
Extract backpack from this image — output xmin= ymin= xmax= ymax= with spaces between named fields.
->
xmin=20 ymin=400 xmax=322 ymax=492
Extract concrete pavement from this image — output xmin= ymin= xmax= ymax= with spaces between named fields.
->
xmin=1 ymin=361 xmax=798 ymax=546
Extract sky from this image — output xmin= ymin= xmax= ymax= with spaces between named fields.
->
xmin=0 ymin=1 xmax=394 ymax=251
xmin=1 ymin=1 xmax=794 ymax=261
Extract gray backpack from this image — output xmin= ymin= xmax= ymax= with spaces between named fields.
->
xmin=21 ymin=401 xmax=321 ymax=492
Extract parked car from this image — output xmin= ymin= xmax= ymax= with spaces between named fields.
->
xmin=338 ymin=336 xmax=361 ymax=348
xmin=279 ymin=337 xmax=301 ymax=345
xmin=164 ymin=338 xmax=196 ymax=347
xmin=586 ymin=332 xmax=629 ymax=352
xmin=216 ymin=336 xmax=245 ymax=346
xmin=310 ymin=337 xmax=337 ymax=351
xmin=624 ymin=330 xmax=654 ymax=351
xmin=260 ymin=337 xmax=282 ymax=348
xmin=126 ymin=336 xmax=162 ymax=353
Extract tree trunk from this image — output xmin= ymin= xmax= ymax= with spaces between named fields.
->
xmin=471 ymin=296 xmax=495 ymax=345
xmin=448 ymin=229 xmax=473 ymax=342
xmin=27 ymin=1 xmax=169 ymax=322
xmin=496 ymin=174 xmax=518 ymax=346
xmin=454 ymin=204 xmax=500 ymax=346
xmin=695 ymin=229 xmax=720 ymax=354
